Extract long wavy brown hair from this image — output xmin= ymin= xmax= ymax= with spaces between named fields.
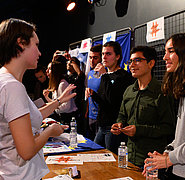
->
xmin=48 ymin=60 xmax=67 ymax=91
xmin=162 ymin=33 xmax=185 ymax=99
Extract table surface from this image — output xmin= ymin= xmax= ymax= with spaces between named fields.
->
xmin=43 ymin=149 xmax=145 ymax=180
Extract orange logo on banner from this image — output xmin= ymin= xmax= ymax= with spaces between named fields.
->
xmin=150 ymin=21 xmax=160 ymax=37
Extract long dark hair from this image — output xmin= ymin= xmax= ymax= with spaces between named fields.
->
xmin=49 ymin=60 xmax=67 ymax=91
xmin=162 ymin=33 xmax=185 ymax=99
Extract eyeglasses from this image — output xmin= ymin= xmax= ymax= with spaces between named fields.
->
xmin=127 ymin=57 xmax=148 ymax=65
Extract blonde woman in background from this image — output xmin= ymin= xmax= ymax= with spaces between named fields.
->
xmin=43 ymin=60 xmax=77 ymax=125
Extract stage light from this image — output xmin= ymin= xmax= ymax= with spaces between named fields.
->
xmin=67 ymin=0 xmax=76 ymax=11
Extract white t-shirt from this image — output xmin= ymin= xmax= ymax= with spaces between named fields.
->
xmin=53 ymin=79 xmax=77 ymax=114
xmin=0 ymin=73 xmax=49 ymax=180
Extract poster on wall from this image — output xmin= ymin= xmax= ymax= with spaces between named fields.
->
xmin=103 ymin=31 xmax=116 ymax=45
xmin=79 ymin=38 xmax=92 ymax=53
xmin=146 ymin=16 xmax=165 ymax=43
xmin=69 ymin=47 xmax=80 ymax=58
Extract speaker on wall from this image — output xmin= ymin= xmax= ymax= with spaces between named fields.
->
xmin=115 ymin=0 xmax=129 ymax=17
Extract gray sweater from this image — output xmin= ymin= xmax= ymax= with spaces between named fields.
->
xmin=168 ymin=97 xmax=185 ymax=178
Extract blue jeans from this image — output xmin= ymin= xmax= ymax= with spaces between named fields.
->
xmin=94 ymin=126 xmax=126 ymax=155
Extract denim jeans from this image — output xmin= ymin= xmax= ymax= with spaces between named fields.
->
xmin=88 ymin=118 xmax=98 ymax=140
xmin=94 ymin=126 xmax=127 ymax=155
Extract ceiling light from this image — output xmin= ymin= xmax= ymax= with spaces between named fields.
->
xmin=67 ymin=1 xmax=76 ymax=11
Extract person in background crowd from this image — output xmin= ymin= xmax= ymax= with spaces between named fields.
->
xmin=34 ymin=65 xmax=49 ymax=102
xmin=46 ymin=62 xmax=52 ymax=79
xmin=67 ymin=56 xmax=86 ymax=135
xmin=89 ymin=41 xmax=134 ymax=154
xmin=111 ymin=46 xmax=176 ymax=169
xmin=0 ymin=18 xmax=76 ymax=179
xmin=51 ymin=50 xmax=85 ymax=116
xmin=85 ymin=44 xmax=106 ymax=140
xmin=43 ymin=60 xmax=77 ymax=125
xmin=62 ymin=50 xmax=71 ymax=61
xmin=51 ymin=50 xmax=70 ymax=62
xmin=45 ymin=50 xmax=67 ymax=80
xmin=143 ymin=33 xmax=185 ymax=179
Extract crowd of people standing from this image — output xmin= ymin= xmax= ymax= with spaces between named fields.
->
xmin=25 ymin=32 xmax=185 ymax=179
xmin=0 ymin=17 xmax=185 ymax=179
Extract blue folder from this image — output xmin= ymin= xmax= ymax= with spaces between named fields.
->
xmin=44 ymin=137 xmax=104 ymax=156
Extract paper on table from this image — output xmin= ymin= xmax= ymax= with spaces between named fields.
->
xmin=77 ymin=153 xmax=116 ymax=162
xmin=44 ymin=174 xmax=73 ymax=180
xmin=77 ymin=134 xmax=86 ymax=143
xmin=110 ymin=177 xmax=133 ymax=180
xmin=43 ymin=142 xmax=71 ymax=154
xmin=46 ymin=155 xmax=83 ymax=165
xmin=53 ymin=133 xmax=86 ymax=144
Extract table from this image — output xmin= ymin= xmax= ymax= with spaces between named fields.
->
xmin=43 ymin=149 xmax=145 ymax=180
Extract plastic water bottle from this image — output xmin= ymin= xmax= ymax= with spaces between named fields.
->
xmin=69 ymin=117 xmax=78 ymax=148
xmin=93 ymin=71 xmax=101 ymax=78
xmin=146 ymin=158 xmax=158 ymax=180
xmin=118 ymin=142 xmax=128 ymax=168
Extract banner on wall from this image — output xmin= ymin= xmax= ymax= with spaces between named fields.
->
xmin=70 ymin=32 xmax=131 ymax=78
xmin=79 ymin=38 xmax=92 ymax=53
xmin=146 ymin=16 xmax=165 ymax=43
xmin=103 ymin=31 xmax=116 ymax=45
xmin=69 ymin=47 xmax=80 ymax=58
xmin=91 ymin=31 xmax=131 ymax=72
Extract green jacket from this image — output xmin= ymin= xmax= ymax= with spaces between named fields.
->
xmin=117 ymin=77 xmax=176 ymax=166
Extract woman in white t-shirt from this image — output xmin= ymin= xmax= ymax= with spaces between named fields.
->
xmin=0 ymin=18 xmax=76 ymax=180
xmin=43 ymin=60 xmax=77 ymax=124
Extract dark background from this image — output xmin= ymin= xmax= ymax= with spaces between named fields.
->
xmin=0 ymin=0 xmax=90 ymax=66
xmin=86 ymin=0 xmax=185 ymax=38
xmin=1 ymin=0 xmax=184 ymax=65
xmin=0 ymin=0 xmax=184 ymax=94
xmin=0 ymin=0 xmax=90 ymax=93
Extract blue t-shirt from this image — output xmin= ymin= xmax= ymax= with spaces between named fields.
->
xmin=87 ymin=70 xmax=101 ymax=120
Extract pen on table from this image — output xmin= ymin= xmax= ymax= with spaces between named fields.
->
xmin=58 ymin=122 xmax=69 ymax=130
xmin=41 ymin=122 xmax=69 ymax=130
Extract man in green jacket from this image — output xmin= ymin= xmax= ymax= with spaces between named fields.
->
xmin=111 ymin=46 xmax=176 ymax=167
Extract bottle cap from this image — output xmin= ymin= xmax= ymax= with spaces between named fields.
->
xmin=121 ymin=142 xmax=125 ymax=146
